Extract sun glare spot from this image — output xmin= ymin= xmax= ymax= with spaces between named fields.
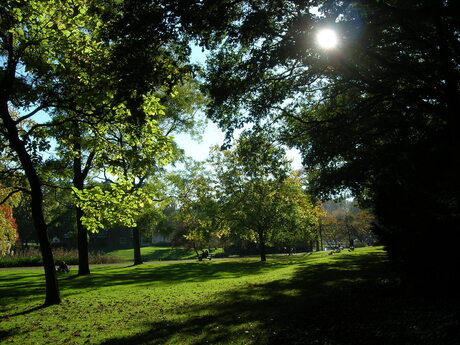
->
xmin=316 ymin=29 xmax=338 ymax=49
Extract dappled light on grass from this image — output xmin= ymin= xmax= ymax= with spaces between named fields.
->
xmin=1 ymin=248 xmax=459 ymax=345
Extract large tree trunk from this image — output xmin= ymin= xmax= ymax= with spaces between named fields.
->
xmin=258 ymin=231 xmax=266 ymax=262
xmin=0 ymin=103 xmax=60 ymax=305
xmin=133 ymin=226 xmax=143 ymax=265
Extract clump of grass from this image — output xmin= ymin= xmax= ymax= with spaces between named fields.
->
xmin=0 ymin=247 xmax=122 ymax=267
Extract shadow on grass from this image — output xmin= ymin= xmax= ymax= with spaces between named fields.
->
xmin=97 ymin=251 xmax=460 ymax=345
xmin=4 ymin=304 xmax=46 ymax=318
xmin=141 ymin=248 xmax=197 ymax=261
xmin=0 ymin=258 xmax=294 ymax=308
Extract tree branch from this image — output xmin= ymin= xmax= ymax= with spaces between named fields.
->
xmin=15 ymin=104 xmax=47 ymax=124
xmin=0 ymin=188 xmax=29 ymax=205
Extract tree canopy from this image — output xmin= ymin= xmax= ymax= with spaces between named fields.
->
xmin=209 ymin=132 xmax=320 ymax=261
xmin=0 ymin=0 xmax=205 ymax=304
xmin=199 ymin=0 xmax=460 ymax=283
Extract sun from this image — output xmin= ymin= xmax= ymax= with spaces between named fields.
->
xmin=316 ymin=29 xmax=338 ymax=49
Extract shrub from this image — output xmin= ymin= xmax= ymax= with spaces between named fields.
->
xmin=0 ymin=247 xmax=123 ymax=267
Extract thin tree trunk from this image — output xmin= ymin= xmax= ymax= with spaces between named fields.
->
xmin=258 ymin=231 xmax=266 ymax=262
xmin=72 ymin=124 xmax=90 ymax=276
xmin=131 ymin=177 xmax=145 ymax=266
xmin=192 ymin=241 xmax=199 ymax=256
xmin=0 ymin=102 xmax=60 ymax=305
xmin=318 ymin=224 xmax=323 ymax=251
xmin=75 ymin=206 xmax=90 ymax=275
xmin=133 ymin=226 xmax=143 ymax=265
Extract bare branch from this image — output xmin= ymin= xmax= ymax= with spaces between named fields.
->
xmin=15 ymin=104 xmax=47 ymax=124
xmin=0 ymin=188 xmax=29 ymax=205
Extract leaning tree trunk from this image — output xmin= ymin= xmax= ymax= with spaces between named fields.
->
xmin=32 ymin=193 xmax=61 ymax=305
xmin=0 ymin=102 xmax=60 ymax=305
xmin=192 ymin=241 xmax=199 ymax=257
xmin=133 ymin=226 xmax=143 ymax=265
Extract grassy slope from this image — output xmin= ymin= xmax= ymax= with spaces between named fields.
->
xmin=107 ymin=246 xmax=225 ymax=262
xmin=1 ymin=247 xmax=459 ymax=345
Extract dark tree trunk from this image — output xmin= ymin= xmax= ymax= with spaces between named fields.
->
xmin=192 ymin=241 xmax=199 ymax=256
xmin=349 ymin=238 xmax=354 ymax=248
xmin=75 ymin=206 xmax=90 ymax=275
xmin=258 ymin=231 xmax=266 ymax=262
xmin=72 ymin=124 xmax=91 ymax=276
xmin=131 ymin=177 xmax=145 ymax=266
xmin=32 ymin=198 xmax=61 ymax=305
xmin=133 ymin=226 xmax=143 ymax=265
xmin=0 ymin=102 xmax=60 ymax=305
xmin=346 ymin=226 xmax=353 ymax=249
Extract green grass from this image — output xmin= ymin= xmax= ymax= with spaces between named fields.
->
xmin=107 ymin=246 xmax=225 ymax=262
xmin=1 ymin=247 xmax=459 ymax=345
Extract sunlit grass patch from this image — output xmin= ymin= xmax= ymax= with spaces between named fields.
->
xmin=1 ymin=247 xmax=458 ymax=345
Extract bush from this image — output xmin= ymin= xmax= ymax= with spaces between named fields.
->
xmin=0 ymin=247 xmax=123 ymax=267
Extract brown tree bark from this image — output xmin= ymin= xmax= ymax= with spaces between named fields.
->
xmin=0 ymin=102 xmax=60 ymax=305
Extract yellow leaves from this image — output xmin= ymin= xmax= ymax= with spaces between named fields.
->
xmin=57 ymin=22 xmax=66 ymax=30
xmin=142 ymin=93 xmax=166 ymax=119
xmin=71 ymin=176 xmax=160 ymax=233
xmin=12 ymin=7 xmax=23 ymax=21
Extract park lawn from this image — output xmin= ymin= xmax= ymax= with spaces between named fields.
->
xmin=107 ymin=246 xmax=225 ymax=262
xmin=1 ymin=247 xmax=459 ymax=345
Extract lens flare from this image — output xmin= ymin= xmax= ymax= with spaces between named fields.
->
xmin=316 ymin=29 xmax=338 ymax=49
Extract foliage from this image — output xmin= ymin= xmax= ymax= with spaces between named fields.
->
xmin=171 ymin=161 xmax=223 ymax=251
xmin=0 ymin=187 xmax=20 ymax=256
xmin=1 ymin=247 xmax=459 ymax=345
xmin=0 ymin=0 xmax=221 ymax=302
xmin=0 ymin=0 xmax=129 ymax=304
xmin=198 ymin=0 xmax=460 ymax=282
xmin=0 ymin=205 xmax=18 ymax=255
xmin=209 ymin=132 xmax=320 ymax=260
xmin=72 ymin=178 xmax=153 ymax=233
xmin=319 ymin=200 xmax=376 ymax=248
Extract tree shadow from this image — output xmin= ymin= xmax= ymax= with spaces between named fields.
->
xmin=96 ymin=252 xmax=460 ymax=345
xmin=0 ymin=330 xmax=14 ymax=342
xmin=0 ymin=258 xmax=293 ymax=308
xmin=141 ymin=248 xmax=196 ymax=261
xmin=2 ymin=304 xmax=45 ymax=318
